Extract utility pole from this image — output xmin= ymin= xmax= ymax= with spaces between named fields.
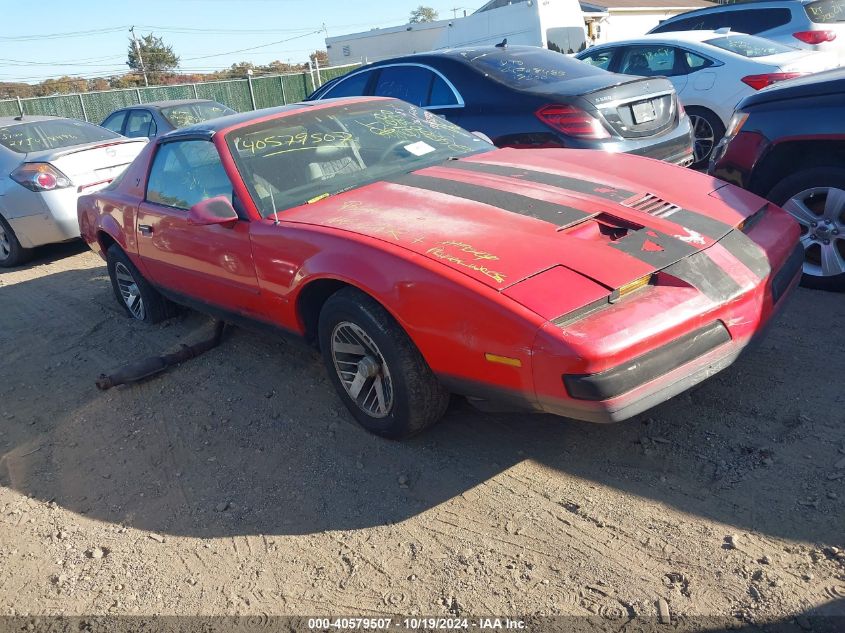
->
xmin=129 ymin=26 xmax=149 ymax=87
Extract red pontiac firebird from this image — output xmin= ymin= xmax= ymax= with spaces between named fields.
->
xmin=78 ymin=97 xmax=802 ymax=439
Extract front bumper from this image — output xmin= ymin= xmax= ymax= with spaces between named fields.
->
xmin=535 ymin=239 xmax=803 ymax=423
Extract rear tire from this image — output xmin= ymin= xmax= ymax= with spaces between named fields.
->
xmin=0 ymin=214 xmax=33 ymax=268
xmin=686 ymin=107 xmax=725 ymax=170
xmin=318 ymin=287 xmax=450 ymax=439
xmin=106 ymin=244 xmax=174 ymax=323
xmin=768 ymin=166 xmax=845 ymax=292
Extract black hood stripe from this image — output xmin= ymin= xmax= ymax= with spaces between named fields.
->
xmin=447 ymin=161 xmax=739 ymax=243
xmin=443 ymin=161 xmax=636 ymax=202
xmin=718 ymin=230 xmax=771 ymax=280
xmin=663 ymin=209 xmax=734 ymax=241
xmin=388 ymin=173 xmax=590 ymax=228
xmin=608 ymin=227 xmax=700 ymax=269
xmin=663 ymin=251 xmax=744 ymax=304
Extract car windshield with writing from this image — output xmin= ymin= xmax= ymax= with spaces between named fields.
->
xmin=458 ymin=47 xmax=605 ymax=89
xmin=161 ymin=102 xmax=236 ymax=128
xmin=226 ymin=100 xmax=492 ymax=218
xmin=704 ymin=34 xmax=794 ymax=58
xmin=805 ymin=0 xmax=845 ymax=22
xmin=0 ymin=119 xmax=119 ymax=154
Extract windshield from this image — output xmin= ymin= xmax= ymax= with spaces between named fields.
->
xmin=226 ymin=100 xmax=492 ymax=218
xmin=705 ymin=34 xmax=794 ymax=57
xmin=458 ymin=47 xmax=605 ymax=89
xmin=161 ymin=102 xmax=236 ymax=128
xmin=0 ymin=119 xmax=120 ymax=154
xmin=806 ymin=0 xmax=845 ymax=22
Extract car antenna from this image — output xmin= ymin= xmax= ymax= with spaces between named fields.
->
xmin=495 ymin=38 xmax=507 ymax=48
xmin=13 ymin=114 xmax=24 ymax=121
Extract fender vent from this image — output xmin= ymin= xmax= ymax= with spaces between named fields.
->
xmin=623 ymin=193 xmax=681 ymax=218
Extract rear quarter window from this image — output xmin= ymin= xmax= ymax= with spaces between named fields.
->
xmin=806 ymin=0 xmax=845 ymax=22
xmin=0 ymin=119 xmax=119 ymax=154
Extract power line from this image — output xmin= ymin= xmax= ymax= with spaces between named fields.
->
xmin=181 ymin=30 xmax=323 ymax=61
xmin=0 ymin=26 xmax=128 ymax=42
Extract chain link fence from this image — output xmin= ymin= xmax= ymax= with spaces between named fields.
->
xmin=0 ymin=63 xmax=360 ymax=123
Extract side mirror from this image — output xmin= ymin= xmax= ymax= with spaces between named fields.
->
xmin=187 ymin=196 xmax=239 ymax=227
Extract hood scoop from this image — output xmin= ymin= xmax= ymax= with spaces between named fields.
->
xmin=622 ymin=192 xmax=681 ymax=219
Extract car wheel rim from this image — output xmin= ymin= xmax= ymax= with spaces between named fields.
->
xmin=331 ymin=321 xmax=394 ymax=418
xmin=689 ymin=114 xmax=715 ymax=164
xmin=782 ymin=186 xmax=845 ymax=278
xmin=0 ymin=223 xmax=10 ymax=261
xmin=114 ymin=262 xmax=146 ymax=320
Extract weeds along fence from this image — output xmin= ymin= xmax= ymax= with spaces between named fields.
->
xmin=0 ymin=63 xmax=361 ymax=123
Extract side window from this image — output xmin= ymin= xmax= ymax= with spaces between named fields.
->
xmin=323 ymin=71 xmax=372 ymax=98
xmin=685 ymin=51 xmax=714 ymax=71
xmin=146 ymin=140 xmax=232 ymax=210
xmin=373 ymin=66 xmax=434 ymax=107
xmin=579 ymin=49 xmax=615 ymax=70
xmin=652 ymin=15 xmax=712 ymax=32
xmin=125 ymin=110 xmax=154 ymax=138
xmin=703 ymin=8 xmax=792 ymax=34
xmin=102 ymin=112 xmax=126 ymax=134
xmin=429 ymin=74 xmax=459 ymax=107
xmin=619 ymin=46 xmax=678 ymax=77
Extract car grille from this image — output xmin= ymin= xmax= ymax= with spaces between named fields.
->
xmin=622 ymin=193 xmax=681 ymax=218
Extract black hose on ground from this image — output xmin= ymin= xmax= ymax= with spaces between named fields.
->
xmin=95 ymin=321 xmax=226 ymax=390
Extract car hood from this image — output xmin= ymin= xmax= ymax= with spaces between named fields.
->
xmin=282 ymin=148 xmax=764 ymax=293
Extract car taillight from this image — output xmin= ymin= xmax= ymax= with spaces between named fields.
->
xmin=793 ymin=30 xmax=837 ymax=45
xmin=740 ymin=72 xmax=805 ymax=90
xmin=677 ymin=98 xmax=686 ymax=116
xmin=10 ymin=163 xmax=72 ymax=192
xmin=536 ymin=104 xmax=611 ymax=139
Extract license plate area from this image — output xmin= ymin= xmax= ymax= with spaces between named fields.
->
xmin=631 ymin=100 xmax=656 ymax=124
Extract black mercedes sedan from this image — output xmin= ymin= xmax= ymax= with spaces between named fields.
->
xmin=309 ymin=46 xmax=694 ymax=165
xmin=709 ymin=68 xmax=845 ymax=292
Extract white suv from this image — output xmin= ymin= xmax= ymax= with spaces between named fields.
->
xmin=649 ymin=0 xmax=845 ymax=63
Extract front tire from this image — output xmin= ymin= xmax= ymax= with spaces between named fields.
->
xmin=0 ymin=214 xmax=33 ymax=268
xmin=318 ymin=287 xmax=450 ymax=439
xmin=106 ymin=244 xmax=174 ymax=323
xmin=686 ymin=107 xmax=725 ymax=169
xmin=768 ymin=167 xmax=845 ymax=292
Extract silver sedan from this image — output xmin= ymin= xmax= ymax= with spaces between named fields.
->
xmin=0 ymin=115 xmax=147 ymax=267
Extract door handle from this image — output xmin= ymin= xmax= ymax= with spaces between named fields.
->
xmin=138 ymin=224 xmax=153 ymax=236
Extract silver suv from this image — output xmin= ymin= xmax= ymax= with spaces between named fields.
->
xmin=649 ymin=0 xmax=845 ymax=63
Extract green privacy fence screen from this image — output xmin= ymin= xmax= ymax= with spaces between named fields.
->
xmin=0 ymin=63 xmax=361 ymax=123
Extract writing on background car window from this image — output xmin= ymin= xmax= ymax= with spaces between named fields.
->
xmin=354 ymin=107 xmax=473 ymax=153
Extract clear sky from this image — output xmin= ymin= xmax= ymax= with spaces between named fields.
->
xmin=0 ymin=0 xmax=483 ymax=84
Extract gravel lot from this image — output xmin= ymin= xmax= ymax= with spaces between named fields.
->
xmin=0 ymin=243 xmax=843 ymax=628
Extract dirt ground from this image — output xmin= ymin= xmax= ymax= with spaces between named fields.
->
xmin=0 ymin=242 xmax=843 ymax=629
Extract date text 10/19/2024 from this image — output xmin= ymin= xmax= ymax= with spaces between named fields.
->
xmin=307 ymin=618 xmax=527 ymax=630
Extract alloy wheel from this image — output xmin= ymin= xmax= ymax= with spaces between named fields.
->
xmin=0 ymin=223 xmax=10 ymax=262
xmin=114 ymin=262 xmax=146 ymax=320
xmin=689 ymin=114 xmax=715 ymax=164
xmin=330 ymin=321 xmax=394 ymax=418
xmin=782 ymin=186 xmax=845 ymax=278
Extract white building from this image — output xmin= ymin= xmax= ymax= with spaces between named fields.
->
xmin=580 ymin=0 xmax=715 ymax=45
xmin=325 ymin=0 xmax=714 ymax=65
